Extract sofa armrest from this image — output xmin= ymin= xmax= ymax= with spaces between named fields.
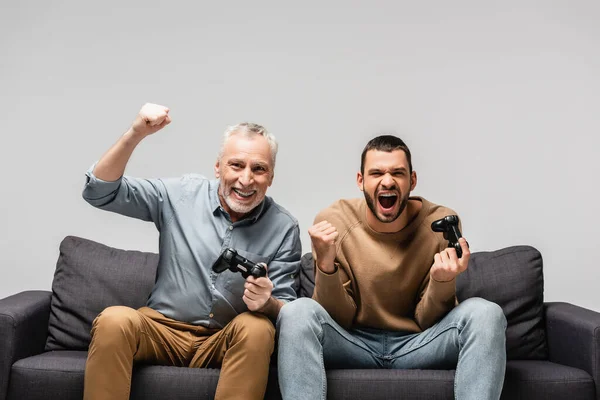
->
xmin=545 ymin=302 xmax=600 ymax=398
xmin=0 ymin=290 xmax=52 ymax=400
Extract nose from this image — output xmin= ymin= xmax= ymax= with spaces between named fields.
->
xmin=381 ymin=173 xmax=394 ymax=188
xmin=238 ymin=167 xmax=254 ymax=187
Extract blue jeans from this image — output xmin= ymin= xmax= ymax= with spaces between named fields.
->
xmin=277 ymin=297 xmax=507 ymax=400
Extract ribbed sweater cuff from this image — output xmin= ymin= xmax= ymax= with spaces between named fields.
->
xmin=315 ymin=266 xmax=344 ymax=293
xmin=427 ymin=277 xmax=456 ymax=301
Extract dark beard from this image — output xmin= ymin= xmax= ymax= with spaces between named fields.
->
xmin=364 ymin=189 xmax=409 ymax=224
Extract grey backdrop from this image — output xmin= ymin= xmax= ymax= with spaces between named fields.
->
xmin=1 ymin=1 xmax=598 ymax=311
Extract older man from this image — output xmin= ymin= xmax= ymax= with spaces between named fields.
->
xmin=82 ymin=103 xmax=301 ymax=400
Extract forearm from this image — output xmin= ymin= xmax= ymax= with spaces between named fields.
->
xmin=313 ymin=267 xmax=356 ymax=329
xmin=415 ymin=277 xmax=456 ymax=330
xmin=93 ymin=130 xmax=144 ymax=181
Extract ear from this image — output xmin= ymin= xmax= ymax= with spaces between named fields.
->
xmin=268 ymin=171 xmax=274 ymax=187
xmin=356 ymin=171 xmax=364 ymax=191
xmin=214 ymin=160 xmax=220 ymax=178
xmin=410 ymin=170 xmax=417 ymax=191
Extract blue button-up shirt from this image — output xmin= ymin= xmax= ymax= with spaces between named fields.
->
xmin=82 ymin=166 xmax=301 ymax=328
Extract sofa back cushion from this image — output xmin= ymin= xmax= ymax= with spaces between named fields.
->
xmin=456 ymin=245 xmax=547 ymax=360
xmin=297 ymin=245 xmax=547 ymax=361
xmin=45 ymin=236 xmax=159 ymax=351
xmin=297 ymin=253 xmax=316 ymax=298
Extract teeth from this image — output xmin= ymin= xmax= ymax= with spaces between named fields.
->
xmin=233 ymin=188 xmax=255 ymax=198
xmin=379 ymin=193 xmax=397 ymax=197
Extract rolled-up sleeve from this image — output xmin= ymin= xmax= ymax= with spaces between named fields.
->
xmin=82 ymin=163 xmax=123 ymax=206
xmin=268 ymin=224 xmax=302 ymax=303
xmin=82 ymin=163 xmax=175 ymax=228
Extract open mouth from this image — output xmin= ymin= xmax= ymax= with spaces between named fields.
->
xmin=232 ymin=188 xmax=256 ymax=200
xmin=377 ymin=193 xmax=398 ymax=211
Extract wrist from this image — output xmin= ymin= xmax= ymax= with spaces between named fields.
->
xmin=317 ymin=260 xmax=336 ymax=274
xmin=258 ymin=296 xmax=282 ymax=317
xmin=260 ymin=296 xmax=273 ymax=309
xmin=431 ymin=274 xmax=456 ymax=283
xmin=123 ymin=128 xmax=147 ymax=144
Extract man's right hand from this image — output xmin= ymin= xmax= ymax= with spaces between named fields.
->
xmin=308 ymin=220 xmax=338 ymax=274
xmin=127 ymin=103 xmax=172 ymax=139
xmin=91 ymin=103 xmax=172 ymax=182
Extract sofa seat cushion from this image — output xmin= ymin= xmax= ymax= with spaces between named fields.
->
xmin=131 ymin=366 xmax=284 ymax=400
xmin=322 ymin=361 xmax=595 ymax=400
xmin=325 ymin=369 xmax=454 ymax=399
xmin=501 ymin=360 xmax=595 ymax=400
xmin=7 ymin=351 xmax=280 ymax=400
xmin=8 ymin=351 xmax=87 ymax=400
xmin=130 ymin=365 xmax=220 ymax=400
xmin=8 ymin=353 xmax=595 ymax=400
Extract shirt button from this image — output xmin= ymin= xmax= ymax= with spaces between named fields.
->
xmin=228 ymin=225 xmax=233 ymax=231
xmin=209 ymin=313 xmax=214 ymax=318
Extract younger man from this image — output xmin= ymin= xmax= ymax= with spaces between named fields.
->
xmin=277 ymin=135 xmax=506 ymax=400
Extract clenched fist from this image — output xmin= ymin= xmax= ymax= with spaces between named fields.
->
xmin=309 ymin=220 xmax=338 ymax=273
xmin=128 ymin=103 xmax=172 ymax=139
xmin=430 ymin=237 xmax=470 ymax=282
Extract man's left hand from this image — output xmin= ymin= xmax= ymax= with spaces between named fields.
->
xmin=430 ymin=238 xmax=471 ymax=282
xmin=243 ymin=268 xmax=274 ymax=311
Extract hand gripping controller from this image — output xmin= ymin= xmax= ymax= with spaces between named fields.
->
xmin=212 ymin=248 xmax=267 ymax=279
xmin=431 ymin=215 xmax=466 ymax=258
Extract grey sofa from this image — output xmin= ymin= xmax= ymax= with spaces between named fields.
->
xmin=1 ymin=236 xmax=599 ymax=400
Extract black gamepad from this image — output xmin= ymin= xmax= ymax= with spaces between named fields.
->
xmin=212 ymin=248 xmax=267 ymax=279
xmin=431 ymin=215 xmax=466 ymax=258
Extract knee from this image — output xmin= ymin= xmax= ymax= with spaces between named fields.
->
xmin=91 ymin=306 xmax=140 ymax=341
xmin=229 ymin=312 xmax=275 ymax=350
xmin=276 ymin=298 xmax=325 ymax=344
xmin=277 ymin=298 xmax=322 ymax=328
xmin=460 ymin=298 xmax=507 ymax=331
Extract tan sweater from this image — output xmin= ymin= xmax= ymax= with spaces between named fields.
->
xmin=312 ymin=197 xmax=458 ymax=332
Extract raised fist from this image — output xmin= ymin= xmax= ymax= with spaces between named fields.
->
xmin=308 ymin=220 xmax=339 ymax=273
xmin=129 ymin=103 xmax=171 ymax=138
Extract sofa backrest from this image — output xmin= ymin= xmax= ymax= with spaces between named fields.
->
xmin=46 ymin=236 xmax=547 ymax=361
xmin=298 ymin=245 xmax=547 ymax=360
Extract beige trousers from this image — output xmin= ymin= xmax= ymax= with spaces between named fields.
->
xmin=83 ymin=306 xmax=275 ymax=400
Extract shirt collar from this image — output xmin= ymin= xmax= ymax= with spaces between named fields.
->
xmin=209 ymin=180 xmax=222 ymax=214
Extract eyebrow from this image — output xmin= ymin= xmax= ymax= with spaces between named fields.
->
xmin=228 ymin=159 xmax=270 ymax=169
xmin=368 ymin=167 xmax=408 ymax=174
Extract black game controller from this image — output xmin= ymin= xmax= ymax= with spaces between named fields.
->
xmin=212 ymin=248 xmax=267 ymax=279
xmin=431 ymin=215 xmax=466 ymax=258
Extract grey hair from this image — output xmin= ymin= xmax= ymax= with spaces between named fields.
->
xmin=218 ymin=122 xmax=278 ymax=170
